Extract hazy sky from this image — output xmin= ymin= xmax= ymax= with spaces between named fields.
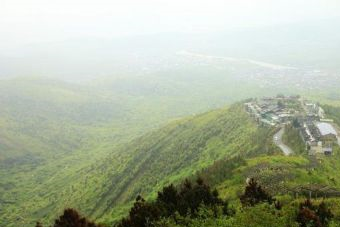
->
xmin=1 ymin=0 xmax=340 ymax=49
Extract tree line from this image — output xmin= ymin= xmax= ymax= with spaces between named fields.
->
xmin=35 ymin=177 xmax=334 ymax=227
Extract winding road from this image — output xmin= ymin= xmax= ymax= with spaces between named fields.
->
xmin=273 ymin=127 xmax=293 ymax=156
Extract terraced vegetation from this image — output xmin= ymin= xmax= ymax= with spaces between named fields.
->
xmin=0 ymin=81 xmax=281 ymax=227
xmin=91 ymin=104 xmax=280 ymax=223
xmin=0 ymin=76 xmax=280 ymax=227
xmin=2 ymin=77 xmax=340 ymax=227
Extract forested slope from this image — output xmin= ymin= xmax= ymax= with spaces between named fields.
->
xmin=91 ymin=105 xmax=255 ymax=217
xmin=3 ymin=102 xmax=280 ymax=227
xmin=70 ymin=104 xmax=279 ymax=223
xmin=0 ymin=76 xmax=278 ymax=227
xmin=3 ymin=77 xmax=340 ymax=227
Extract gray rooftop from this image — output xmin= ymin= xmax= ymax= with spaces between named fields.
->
xmin=316 ymin=122 xmax=338 ymax=136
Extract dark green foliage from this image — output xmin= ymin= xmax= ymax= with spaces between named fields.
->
xmin=177 ymin=178 xmax=224 ymax=216
xmin=157 ymin=184 xmax=178 ymax=216
xmin=117 ymin=196 xmax=161 ymax=227
xmin=240 ymin=178 xmax=273 ymax=206
xmin=53 ymin=208 xmax=101 ymax=227
xmin=116 ymin=178 xmax=227 ymax=227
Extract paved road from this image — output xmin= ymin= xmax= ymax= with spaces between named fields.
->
xmin=273 ymin=127 xmax=293 ymax=156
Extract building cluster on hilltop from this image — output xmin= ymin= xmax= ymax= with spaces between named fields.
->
xmin=245 ymin=95 xmax=300 ymax=126
xmin=245 ymin=95 xmax=339 ymax=155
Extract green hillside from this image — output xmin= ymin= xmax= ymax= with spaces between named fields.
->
xmin=118 ymin=145 xmax=340 ymax=227
xmin=90 ymin=104 xmax=279 ymax=222
xmin=105 ymin=109 xmax=340 ymax=227
xmin=2 ymin=77 xmax=340 ymax=227
xmin=32 ymin=103 xmax=340 ymax=227
xmin=0 ymin=75 xmax=286 ymax=227
xmin=0 ymin=78 xmax=164 ymax=227
xmin=0 ymin=95 xmax=280 ymax=227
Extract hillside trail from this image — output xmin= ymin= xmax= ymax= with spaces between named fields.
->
xmin=273 ymin=127 xmax=293 ymax=156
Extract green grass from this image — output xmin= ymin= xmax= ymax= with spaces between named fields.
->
xmin=217 ymin=144 xmax=340 ymax=203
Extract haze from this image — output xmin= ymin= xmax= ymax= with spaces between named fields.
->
xmin=2 ymin=1 xmax=340 ymax=227
xmin=2 ymin=0 xmax=340 ymax=48
xmin=1 ymin=0 xmax=340 ymax=82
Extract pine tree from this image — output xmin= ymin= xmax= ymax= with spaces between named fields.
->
xmin=240 ymin=178 xmax=273 ymax=206
xmin=157 ymin=184 xmax=178 ymax=216
xmin=53 ymin=208 xmax=100 ymax=227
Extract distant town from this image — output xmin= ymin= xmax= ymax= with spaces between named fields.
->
xmin=245 ymin=95 xmax=339 ymax=155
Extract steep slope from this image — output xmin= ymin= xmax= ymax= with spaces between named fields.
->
xmin=0 ymin=77 xmax=162 ymax=227
xmin=1 ymin=102 xmax=279 ymax=227
xmin=86 ymin=104 xmax=279 ymax=222
xmin=0 ymin=75 xmax=280 ymax=227
xmin=3 ymin=77 xmax=339 ymax=227
xmin=108 ymin=107 xmax=340 ymax=227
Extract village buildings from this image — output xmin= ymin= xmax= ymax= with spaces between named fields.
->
xmin=245 ymin=95 xmax=338 ymax=155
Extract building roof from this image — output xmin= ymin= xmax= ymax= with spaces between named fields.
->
xmin=316 ymin=122 xmax=338 ymax=136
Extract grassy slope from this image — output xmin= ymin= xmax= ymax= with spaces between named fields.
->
xmin=111 ymin=105 xmax=340 ymax=227
xmin=1 ymin=101 xmax=279 ymax=227
xmin=215 ymin=105 xmax=340 ymax=210
xmin=163 ymin=145 xmax=340 ymax=227
xmin=0 ymin=76 xmax=273 ymax=227
xmin=92 ymin=104 xmax=264 ymax=222
xmin=282 ymin=125 xmax=306 ymax=154
xmin=0 ymin=78 xmax=165 ymax=227
xmin=1 ymin=75 xmax=340 ymax=227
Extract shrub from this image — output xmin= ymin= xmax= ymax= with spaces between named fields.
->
xmin=53 ymin=208 xmax=101 ymax=227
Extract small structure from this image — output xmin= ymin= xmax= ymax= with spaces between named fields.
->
xmin=316 ymin=122 xmax=338 ymax=144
